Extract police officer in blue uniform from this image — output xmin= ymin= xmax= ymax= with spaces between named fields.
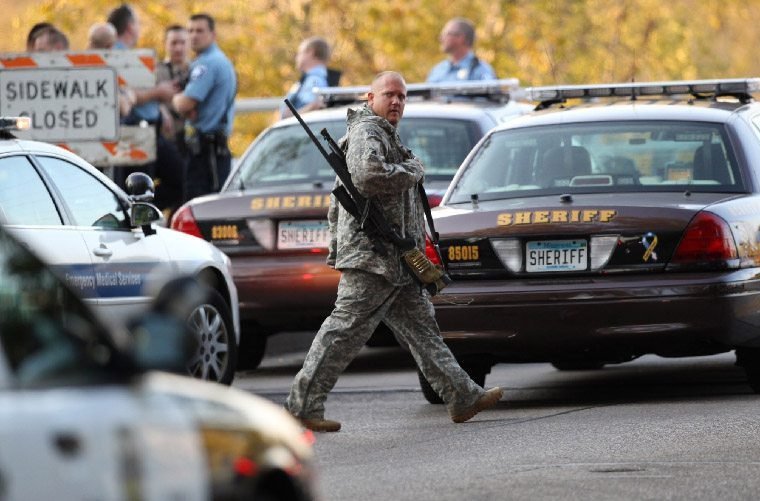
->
xmin=173 ymin=13 xmax=237 ymax=200
xmin=426 ymin=17 xmax=497 ymax=82
xmin=108 ymin=4 xmax=182 ymax=196
xmin=280 ymin=37 xmax=334 ymax=119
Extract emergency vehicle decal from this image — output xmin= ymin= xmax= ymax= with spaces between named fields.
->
xmin=448 ymin=244 xmax=480 ymax=261
xmin=250 ymin=194 xmax=332 ymax=211
xmin=497 ymin=209 xmax=617 ymax=226
xmin=55 ymin=262 xmax=158 ymax=299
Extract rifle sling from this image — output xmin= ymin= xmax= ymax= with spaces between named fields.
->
xmin=418 ymin=184 xmax=439 ymax=243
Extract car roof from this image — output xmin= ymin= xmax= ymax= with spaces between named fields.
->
xmin=271 ymin=98 xmax=532 ymax=129
xmin=490 ymin=99 xmax=758 ymax=133
xmin=0 ymin=136 xmax=129 ymax=197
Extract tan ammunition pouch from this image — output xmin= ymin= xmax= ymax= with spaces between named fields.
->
xmin=401 ymin=247 xmax=452 ymax=296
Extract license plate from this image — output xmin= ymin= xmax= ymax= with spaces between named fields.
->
xmin=277 ymin=220 xmax=331 ymax=249
xmin=526 ymin=239 xmax=588 ymax=272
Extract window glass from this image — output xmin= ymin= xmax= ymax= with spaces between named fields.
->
xmin=229 ymin=117 xmax=478 ymax=189
xmin=232 ymin=121 xmax=346 ymax=188
xmin=450 ymin=121 xmax=742 ymax=203
xmin=0 ymin=155 xmax=61 ymax=225
xmin=35 ymin=157 xmax=129 ymax=229
xmin=398 ymin=118 xmax=477 ymax=181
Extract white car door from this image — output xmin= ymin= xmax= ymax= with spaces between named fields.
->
xmin=0 ymin=153 xmax=98 ymax=305
xmin=34 ymin=155 xmax=172 ymax=330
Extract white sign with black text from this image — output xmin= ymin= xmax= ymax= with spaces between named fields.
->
xmin=0 ymin=67 xmax=119 ymax=142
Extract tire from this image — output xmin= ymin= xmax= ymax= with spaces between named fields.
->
xmin=186 ymin=288 xmax=237 ymax=385
xmin=736 ymin=348 xmax=760 ymax=393
xmin=418 ymin=363 xmax=489 ymax=405
xmin=237 ymin=330 xmax=268 ymax=371
xmin=551 ymin=361 xmax=605 ymax=371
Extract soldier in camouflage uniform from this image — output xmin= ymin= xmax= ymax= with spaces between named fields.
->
xmin=285 ymin=71 xmax=502 ymax=432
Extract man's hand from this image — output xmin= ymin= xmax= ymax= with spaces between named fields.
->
xmin=172 ymin=93 xmax=198 ymax=119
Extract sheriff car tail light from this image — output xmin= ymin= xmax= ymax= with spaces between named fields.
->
xmin=426 ymin=192 xmax=444 ymax=208
xmin=668 ymin=212 xmax=738 ymax=269
xmin=425 ymin=237 xmax=442 ymax=266
xmin=170 ymin=204 xmax=204 ymax=239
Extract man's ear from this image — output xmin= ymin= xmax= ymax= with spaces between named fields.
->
xmin=367 ymin=92 xmax=374 ymax=107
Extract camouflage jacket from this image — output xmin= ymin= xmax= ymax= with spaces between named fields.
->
xmin=326 ymin=104 xmax=426 ymax=285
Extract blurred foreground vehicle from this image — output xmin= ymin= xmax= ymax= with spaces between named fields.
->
xmin=172 ymin=80 xmax=532 ymax=368
xmin=425 ymin=78 xmax=760 ymax=401
xmin=0 ymin=224 xmax=318 ymax=501
xmin=0 ymin=118 xmax=239 ymax=384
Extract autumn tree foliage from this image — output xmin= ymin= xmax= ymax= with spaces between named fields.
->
xmin=3 ymin=0 xmax=760 ymax=153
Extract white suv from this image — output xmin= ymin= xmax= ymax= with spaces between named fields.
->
xmin=0 ymin=118 xmax=239 ymax=384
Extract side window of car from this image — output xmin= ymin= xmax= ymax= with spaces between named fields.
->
xmin=0 ymin=155 xmax=62 ymax=225
xmin=35 ymin=156 xmax=129 ymax=229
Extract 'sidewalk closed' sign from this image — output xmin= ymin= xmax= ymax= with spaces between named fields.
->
xmin=0 ymin=67 xmax=119 ymax=142
xmin=0 ymin=50 xmax=157 ymax=167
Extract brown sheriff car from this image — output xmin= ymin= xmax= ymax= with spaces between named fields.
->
xmin=422 ymin=78 xmax=760 ymax=403
xmin=170 ymin=80 xmax=531 ymax=369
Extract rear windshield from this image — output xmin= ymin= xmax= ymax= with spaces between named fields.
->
xmin=229 ymin=117 xmax=478 ymax=189
xmin=448 ymin=121 xmax=743 ymax=204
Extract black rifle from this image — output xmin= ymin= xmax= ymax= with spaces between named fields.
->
xmin=284 ymin=99 xmax=451 ymax=295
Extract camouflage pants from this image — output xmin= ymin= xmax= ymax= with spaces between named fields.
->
xmin=285 ymin=269 xmax=485 ymax=419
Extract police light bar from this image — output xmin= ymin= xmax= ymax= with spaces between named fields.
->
xmin=0 ymin=117 xmax=31 ymax=131
xmin=525 ymin=78 xmax=760 ymax=103
xmin=315 ymin=78 xmax=521 ymax=105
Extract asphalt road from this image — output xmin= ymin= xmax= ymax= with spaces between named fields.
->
xmin=235 ymin=332 xmax=760 ymax=501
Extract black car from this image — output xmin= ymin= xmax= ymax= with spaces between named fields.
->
xmin=171 ymin=80 xmax=532 ymax=369
xmin=424 ymin=78 xmax=760 ymax=402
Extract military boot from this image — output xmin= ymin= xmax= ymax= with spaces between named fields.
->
xmin=299 ymin=417 xmax=342 ymax=432
xmin=450 ymin=387 xmax=503 ymax=423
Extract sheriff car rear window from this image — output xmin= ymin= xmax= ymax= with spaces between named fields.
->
xmin=230 ymin=117 xmax=478 ymax=189
xmin=233 ymin=121 xmax=346 ymax=188
xmin=449 ymin=121 xmax=742 ymax=204
xmin=398 ymin=118 xmax=478 ymax=181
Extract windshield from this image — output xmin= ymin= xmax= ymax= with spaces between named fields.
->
xmin=229 ymin=116 xmax=479 ymax=190
xmin=449 ymin=121 xmax=743 ymax=204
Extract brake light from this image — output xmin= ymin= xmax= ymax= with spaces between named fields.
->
xmin=427 ymin=192 xmax=443 ymax=208
xmin=233 ymin=457 xmax=259 ymax=477
xmin=170 ymin=204 xmax=204 ymax=239
xmin=425 ymin=237 xmax=442 ymax=265
xmin=670 ymin=212 xmax=737 ymax=266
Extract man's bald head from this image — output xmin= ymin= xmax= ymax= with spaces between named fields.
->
xmin=368 ymin=71 xmax=407 ymax=127
xmin=88 ymin=22 xmax=117 ymax=49
xmin=371 ymin=71 xmax=406 ymax=93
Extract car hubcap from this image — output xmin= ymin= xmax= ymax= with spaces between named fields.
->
xmin=186 ymin=303 xmax=229 ymax=381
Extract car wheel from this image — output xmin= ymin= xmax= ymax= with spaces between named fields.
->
xmin=186 ymin=289 xmax=237 ymax=385
xmin=551 ymin=361 xmax=606 ymax=371
xmin=418 ymin=363 xmax=489 ymax=405
xmin=237 ymin=330 xmax=268 ymax=371
xmin=735 ymin=348 xmax=760 ymax=393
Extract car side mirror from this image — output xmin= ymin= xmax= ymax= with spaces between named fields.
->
xmin=130 ymin=202 xmax=163 ymax=235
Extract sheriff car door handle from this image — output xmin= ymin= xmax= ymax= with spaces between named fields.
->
xmin=92 ymin=244 xmax=113 ymax=258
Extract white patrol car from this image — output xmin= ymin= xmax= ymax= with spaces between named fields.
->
xmin=0 ymin=117 xmax=240 ymax=385
xmin=0 ymin=224 xmax=317 ymax=500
